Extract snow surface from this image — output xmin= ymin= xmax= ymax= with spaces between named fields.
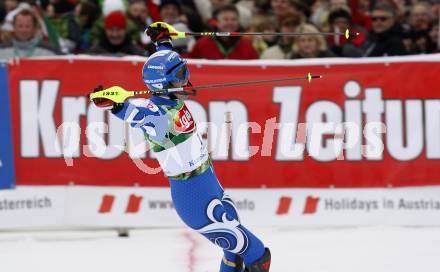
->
xmin=0 ymin=226 xmax=439 ymax=272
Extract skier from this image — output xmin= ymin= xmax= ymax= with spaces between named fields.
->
xmin=89 ymin=24 xmax=271 ymax=272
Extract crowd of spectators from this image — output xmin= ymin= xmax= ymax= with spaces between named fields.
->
xmin=0 ymin=0 xmax=439 ymax=60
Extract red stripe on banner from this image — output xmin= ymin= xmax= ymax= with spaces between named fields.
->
xmin=98 ymin=195 xmax=115 ymax=213
xmin=303 ymin=196 xmax=321 ymax=214
xmin=276 ymin=197 xmax=293 ymax=215
xmin=125 ymin=194 xmax=143 ymax=213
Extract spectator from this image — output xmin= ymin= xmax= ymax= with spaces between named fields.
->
xmin=362 ymin=3 xmax=407 ymax=57
xmin=0 ymin=9 xmax=59 ymax=59
xmin=409 ymin=2 xmax=432 ymax=32
xmin=219 ymin=0 xmax=253 ymax=29
xmin=3 ymin=0 xmax=20 ymax=16
xmin=291 ymin=23 xmax=336 ymax=58
xmin=128 ymin=0 xmax=151 ymax=32
xmin=0 ymin=2 xmax=5 ymax=42
xmin=146 ymin=0 xmax=161 ymax=22
xmin=127 ymin=0 xmax=152 ymax=49
xmin=1 ymin=1 xmax=64 ymax=50
xmin=0 ymin=0 xmax=436 ymax=59
xmin=270 ymin=0 xmax=306 ymax=23
xmin=158 ymin=0 xmax=195 ymax=53
xmin=349 ymin=0 xmax=373 ymax=31
xmin=411 ymin=28 xmax=436 ymax=53
xmin=73 ymin=1 xmax=101 ymax=53
xmin=2 ymin=0 xmax=31 ymax=32
xmin=188 ymin=4 xmax=259 ymax=59
xmin=1 ymin=1 xmax=8 ymax=23
xmin=261 ymin=12 xmax=302 ymax=59
xmin=0 ymin=0 xmax=20 ymax=18
xmin=193 ymin=0 xmax=211 ymax=23
xmin=46 ymin=0 xmax=77 ymax=16
xmin=194 ymin=0 xmax=252 ymax=29
xmin=88 ymin=11 xmax=145 ymax=56
xmin=403 ymin=2 xmax=433 ymax=53
xmin=312 ymin=0 xmax=372 ymax=30
xmin=46 ymin=0 xmax=82 ymax=53
xmin=428 ymin=19 xmax=439 ymax=52
xmin=310 ymin=0 xmax=348 ymax=29
xmin=248 ymin=15 xmax=279 ymax=55
xmin=326 ymin=7 xmax=365 ymax=57
xmin=90 ymin=0 xmax=139 ymax=47
xmin=310 ymin=0 xmax=330 ymax=28
xmin=433 ymin=0 xmax=440 ymax=19
xmin=401 ymin=23 xmax=415 ymax=53
xmin=252 ymin=0 xmax=272 ymax=14
xmin=330 ymin=0 xmax=347 ymax=9
xmin=177 ymin=1 xmax=204 ymax=33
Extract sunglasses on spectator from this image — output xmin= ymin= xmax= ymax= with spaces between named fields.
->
xmin=372 ymin=16 xmax=391 ymax=22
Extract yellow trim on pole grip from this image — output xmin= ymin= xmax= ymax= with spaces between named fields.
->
xmin=148 ymin=22 xmax=186 ymax=39
xmin=89 ymin=86 xmax=134 ymax=103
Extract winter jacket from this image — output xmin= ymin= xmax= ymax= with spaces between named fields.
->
xmin=291 ymin=50 xmax=337 ymax=59
xmin=88 ymin=35 xmax=146 ymax=56
xmin=188 ymin=36 xmax=259 ymax=60
xmin=363 ymin=24 xmax=407 ymax=57
xmin=0 ymin=37 xmax=60 ymax=60
xmin=260 ymin=43 xmax=295 ymax=59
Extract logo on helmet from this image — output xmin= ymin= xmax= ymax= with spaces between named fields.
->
xmin=167 ymin=52 xmax=179 ymax=62
xmin=144 ymin=77 xmax=166 ymax=83
xmin=147 ymin=65 xmax=164 ymax=70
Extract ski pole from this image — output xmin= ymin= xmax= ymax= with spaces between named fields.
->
xmin=147 ymin=22 xmax=358 ymax=40
xmin=90 ymin=73 xmax=322 ymax=103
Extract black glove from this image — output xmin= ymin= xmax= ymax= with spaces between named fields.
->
xmin=145 ymin=22 xmax=172 ymax=43
xmin=145 ymin=23 xmax=174 ymax=51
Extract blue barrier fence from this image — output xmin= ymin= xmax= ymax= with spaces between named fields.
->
xmin=0 ymin=62 xmax=15 ymax=189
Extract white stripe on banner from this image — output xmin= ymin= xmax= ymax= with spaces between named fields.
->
xmin=1 ymin=186 xmax=440 ymax=229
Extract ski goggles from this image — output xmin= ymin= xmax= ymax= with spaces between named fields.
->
xmin=166 ymin=60 xmax=189 ymax=83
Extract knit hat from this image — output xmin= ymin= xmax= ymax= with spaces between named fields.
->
xmin=104 ymin=11 xmax=127 ymax=29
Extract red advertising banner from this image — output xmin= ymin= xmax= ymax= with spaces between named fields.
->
xmin=8 ymin=56 xmax=440 ymax=188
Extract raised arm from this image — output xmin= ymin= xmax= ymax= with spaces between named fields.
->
xmin=89 ymin=86 xmax=169 ymax=142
